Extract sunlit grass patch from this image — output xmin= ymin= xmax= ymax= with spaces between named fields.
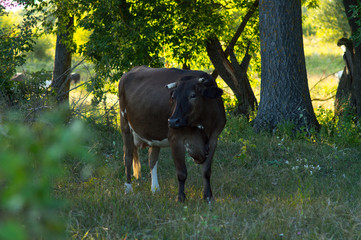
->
xmin=304 ymin=36 xmax=344 ymax=58
xmin=303 ymin=36 xmax=344 ymax=111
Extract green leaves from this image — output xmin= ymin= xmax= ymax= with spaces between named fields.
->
xmin=0 ymin=11 xmax=34 ymax=83
xmin=350 ymin=1 xmax=361 ymax=46
xmin=0 ymin=110 xmax=94 ymax=239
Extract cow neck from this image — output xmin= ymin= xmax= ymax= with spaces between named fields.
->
xmin=195 ymin=124 xmax=209 ymax=144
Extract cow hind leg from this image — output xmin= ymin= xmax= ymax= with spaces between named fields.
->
xmin=149 ymin=147 xmax=160 ymax=193
xmin=132 ymin=147 xmax=141 ymax=179
xmin=121 ymin=115 xmax=141 ymax=193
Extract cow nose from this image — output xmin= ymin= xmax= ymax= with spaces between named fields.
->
xmin=168 ymin=118 xmax=181 ymax=128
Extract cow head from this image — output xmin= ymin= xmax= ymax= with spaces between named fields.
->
xmin=166 ymin=75 xmax=223 ymax=129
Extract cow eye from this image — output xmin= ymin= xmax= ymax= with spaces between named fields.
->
xmin=190 ymin=92 xmax=196 ymax=99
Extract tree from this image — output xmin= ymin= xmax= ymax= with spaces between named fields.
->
xmin=23 ymin=0 xmax=79 ymax=108
xmin=21 ymin=0 xmax=261 ymax=111
xmin=0 ymin=4 xmax=34 ymax=107
xmin=206 ymin=0 xmax=259 ymax=117
xmin=305 ymin=0 xmax=350 ymax=41
xmin=51 ymin=2 xmax=74 ymax=107
xmin=76 ymin=0 xmax=260 ymax=109
xmin=254 ymin=0 xmax=319 ymax=132
xmin=334 ymin=37 xmax=356 ymax=115
xmin=339 ymin=0 xmax=361 ymax=119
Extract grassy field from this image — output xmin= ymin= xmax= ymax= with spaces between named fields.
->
xmin=304 ymin=37 xmax=344 ymax=110
xmin=59 ymin=113 xmax=361 ymax=239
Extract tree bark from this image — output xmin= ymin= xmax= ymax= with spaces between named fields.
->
xmin=335 ymin=38 xmax=356 ymax=115
xmin=206 ymin=38 xmax=257 ymax=116
xmin=341 ymin=0 xmax=361 ymax=119
xmin=254 ymin=0 xmax=319 ymax=132
xmin=52 ymin=12 xmax=74 ymax=108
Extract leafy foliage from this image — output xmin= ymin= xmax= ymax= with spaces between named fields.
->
xmin=304 ymin=0 xmax=351 ymax=41
xmin=20 ymin=0 xmax=261 ymax=105
xmin=0 ymin=111 xmax=94 ymax=240
xmin=0 ymin=70 xmax=51 ymax=111
xmin=0 ymin=8 xmax=34 ymax=87
xmin=76 ymin=0 xmax=260 ymax=103
xmin=350 ymin=1 xmax=361 ymax=46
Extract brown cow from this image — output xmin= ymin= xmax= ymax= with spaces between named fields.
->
xmin=118 ymin=66 xmax=226 ymax=202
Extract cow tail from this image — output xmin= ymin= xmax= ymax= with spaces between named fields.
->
xmin=132 ymin=148 xmax=141 ymax=179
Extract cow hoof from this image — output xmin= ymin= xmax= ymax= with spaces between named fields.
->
xmin=151 ymin=184 xmax=160 ymax=193
xmin=124 ymin=183 xmax=133 ymax=194
xmin=203 ymin=196 xmax=213 ymax=204
xmin=177 ymin=193 xmax=186 ymax=202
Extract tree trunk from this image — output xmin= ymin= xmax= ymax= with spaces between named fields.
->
xmin=52 ymin=13 xmax=74 ymax=108
xmin=206 ymin=38 xmax=257 ymax=116
xmin=254 ymin=0 xmax=319 ymax=132
xmin=335 ymin=38 xmax=356 ymax=115
xmin=342 ymin=0 xmax=361 ymax=119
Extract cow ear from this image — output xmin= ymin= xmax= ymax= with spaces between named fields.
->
xmin=202 ymin=86 xmax=223 ymax=99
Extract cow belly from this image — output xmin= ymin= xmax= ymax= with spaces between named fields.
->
xmin=130 ymin=126 xmax=169 ymax=148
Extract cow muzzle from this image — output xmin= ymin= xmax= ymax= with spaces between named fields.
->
xmin=168 ymin=117 xmax=186 ymax=129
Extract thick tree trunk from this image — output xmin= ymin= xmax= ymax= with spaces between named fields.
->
xmin=254 ymin=0 xmax=319 ymax=132
xmin=342 ymin=0 xmax=361 ymax=119
xmin=52 ymin=14 xmax=73 ymax=108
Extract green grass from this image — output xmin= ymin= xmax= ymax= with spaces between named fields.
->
xmin=304 ymin=36 xmax=345 ymax=76
xmin=56 ymin=114 xmax=361 ymax=239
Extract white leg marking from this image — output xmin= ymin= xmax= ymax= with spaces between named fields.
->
xmin=151 ymin=162 xmax=160 ymax=193
xmin=124 ymin=183 xmax=133 ymax=194
xmin=121 ymin=108 xmax=127 ymax=117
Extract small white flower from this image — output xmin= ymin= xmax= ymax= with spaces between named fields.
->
xmin=304 ymin=164 xmax=309 ymax=169
xmin=285 ymin=160 xmax=289 ymax=164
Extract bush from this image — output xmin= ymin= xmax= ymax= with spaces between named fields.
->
xmin=0 ymin=70 xmax=52 ymax=109
xmin=0 ymin=110 xmax=94 ymax=240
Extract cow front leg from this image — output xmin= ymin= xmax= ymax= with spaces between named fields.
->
xmin=170 ymin=139 xmax=187 ymax=202
xmin=202 ymin=139 xmax=218 ymax=202
xmin=202 ymin=160 xmax=212 ymax=202
xmin=149 ymin=147 xmax=160 ymax=193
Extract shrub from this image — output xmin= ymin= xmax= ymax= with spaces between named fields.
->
xmin=0 ymin=110 xmax=94 ymax=240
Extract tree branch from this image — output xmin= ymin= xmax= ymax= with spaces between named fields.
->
xmin=211 ymin=0 xmax=259 ymax=77
xmin=224 ymin=0 xmax=259 ymax=56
